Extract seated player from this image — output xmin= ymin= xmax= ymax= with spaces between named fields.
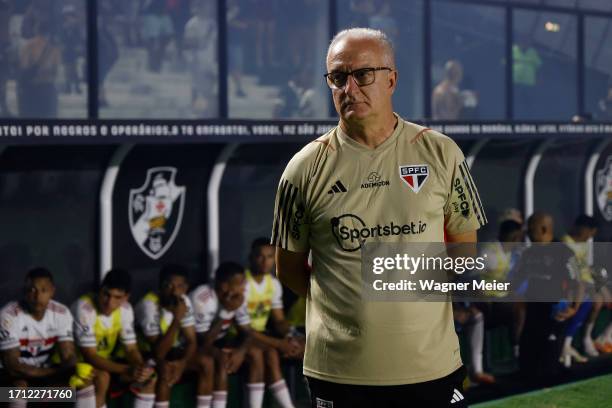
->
xmin=190 ymin=262 xmax=256 ymax=408
xmin=453 ymin=303 xmax=495 ymax=385
xmin=0 ymin=268 xmax=91 ymax=407
xmin=479 ymin=219 xmax=525 ymax=357
xmin=244 ymin=238 xmax=301 ymax=408
xmin=559 ymin=215 xmax=599 ymax=365
xmin=72 ymin=269 xmax=156 ymax=408
xmin=136 ymin=264 xmax=214 ymax=408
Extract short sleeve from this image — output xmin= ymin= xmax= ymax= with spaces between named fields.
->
xmin=190 ymin=287 xmax=217 ymax=334
xmin=443 ymin=141 xmax=487 ymax=235
xmin=135 ymin=297 xmax=161 ymax=337
xmin=119 ymin=303 xmax=137 ymax=345
xmin=56 ymin=305 xmax=74 ymax=343
xmin=180 ymin=295 xmax=195 ymax=328
xmin=71 ymin=299 xmax=97 ymax=348
xmin=234 ymin=301 xmax=251 ymax=327
xmin=271 ymin=278 xmax=283 ymax=310
xmin=271 ymin=155 xmax=311 ymax=252
xmin=0 ymin=304 xmax=20 ymax=350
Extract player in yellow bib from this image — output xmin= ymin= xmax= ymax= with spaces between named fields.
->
xmin=135 ymin=264 xmax=214 ymax=408
xmin=72 ymin=269 xmax=156 ymax=408
xmin=243 ymin=238 xmax=301 ymax=408
xmin=559 ymin=215 xmax=612 ymax=362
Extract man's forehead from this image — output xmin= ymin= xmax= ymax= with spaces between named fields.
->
xmin=327 ymin=38 xmax=385 ymax=69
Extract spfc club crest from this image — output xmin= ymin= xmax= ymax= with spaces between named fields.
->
xmin=596 ymin=156 xmax=612 ymax=221
xmin=399 ymin=164 xmax=429 ymax=193
xmin=129 ymin=167 xmax=186 ymax=259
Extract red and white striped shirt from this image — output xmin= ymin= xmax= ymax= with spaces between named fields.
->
xmin=0 ymin=300 xmax=73 ymax=367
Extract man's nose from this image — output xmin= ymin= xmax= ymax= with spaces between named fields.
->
xmin=343 ymin=74 xmax=360 ymax=96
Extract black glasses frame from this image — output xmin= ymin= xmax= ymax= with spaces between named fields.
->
xmin=324 ymin=67 xmax=393 ymax=89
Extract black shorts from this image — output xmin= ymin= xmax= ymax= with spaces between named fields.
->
xmin=306 ymin=366 xmax=468 ymax=408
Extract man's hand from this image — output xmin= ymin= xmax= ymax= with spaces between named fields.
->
xmin=169 ymin=297 xmax=188 ymax=321
xmin=278 ymin=337 xmax=301 ymax=358
xmin=130 ymin=364 xmax=155 ymax=384
xmin=159 ymin=359 xmax=186 ymax=386
xmin=555 ymin=306 xmax=577 ymax=322
xmin=222 ymin=348 xmax=245 ymax=374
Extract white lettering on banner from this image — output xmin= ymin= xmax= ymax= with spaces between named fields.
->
xmin=0 ymin=126 xmax=23 ymax=137
xmin=26 ymin=126 xmax=49 ymax=137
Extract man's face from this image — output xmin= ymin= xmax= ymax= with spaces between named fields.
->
xmin=218 ymin=274 xmax=246 ymax=311
xmin=251 ymin=245 xmax=275 ymax=275
xmin=583 ymin=227 xmax=598 ymax=241
xmin=98 ymin=287 xmax=128 ymax=316
xmin=531 ymin=216 xmax=554 ymax=243
xmin=24 ymin=277 xmax=55 ymax=314
xmin=160 ymin=275 xmax=189 ymax=303
xmin=326 ymin=37 xmax=396 ymax=123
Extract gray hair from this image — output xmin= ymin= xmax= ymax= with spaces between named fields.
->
xmin=327 ymin=28 xmax=396 ymax=68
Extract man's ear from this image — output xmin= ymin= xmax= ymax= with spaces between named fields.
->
xmin=388 ymin=70 xmax=397 ymax=94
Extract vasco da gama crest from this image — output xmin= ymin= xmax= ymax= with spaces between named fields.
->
xmin=596 ymin=156 xmax=612 ymax=221
xmin=129 ymin=167 xmax=186 ymax=259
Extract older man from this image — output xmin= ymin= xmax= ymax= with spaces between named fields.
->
xmin=270 ymin=28 xmax=486 ymax=407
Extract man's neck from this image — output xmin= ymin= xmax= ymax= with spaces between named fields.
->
xmin=340 ymin=113 xmax=397 ymax=149
xmin=250 ymin=269 xmax=266 ymax=284
xmin=23 ymin=302 xmax=45 ymax=321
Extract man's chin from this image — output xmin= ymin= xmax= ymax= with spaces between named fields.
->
xmin=343 ymin=104 xmax=370 ymax=117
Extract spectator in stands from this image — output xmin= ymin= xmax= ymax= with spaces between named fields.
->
xmin=432 ymin=60 xmax=465 ymax=120
xmin=97 ymin=3 xmax=118 ymax=108
xmin=0 ymin=268 xmax=93 ymax=406
xmin=275 ymin=66 xmax=316 ymax=118
xmin=512 ymin=212 xmax=582 ymax=381
xmin=0 ymin=0 xmax=11 ymax=116
xmin=227 ymin=0 xmax=247 ymax=97
xmin=284 ymin=0 xmax=321 ymax=72
xmin=250 ymin=0 xmax=278 ymax=71
xmin=244 ymin=238 xmax=301 ymax=408
xmin=17 ymin=17 xmax=61 ymax=118
xmin=184 ymin=0 xmax=218 ymax=117
xmin=136 ymin=264 xmax=214 ymax=407
xmin=141 ymin=0 xmax=174 ymax=72
xmin=167 ymin=0 xmax=190 ymax=64
xmin=190 ymin=262 xmax=259 ymax=408
xmin=513 ymin=35 xmax=542 ymax=119
xmin=59 ymin=5 xmax=83 ymax=94
xmin=72 ymin=269 xmax=157 ymax=408
xmin=480 ymin=219 xmax=525 ymax=356
xmin=598 ymin=84 xmax=612 ymax=121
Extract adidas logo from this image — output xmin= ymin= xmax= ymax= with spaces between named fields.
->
xmin=327 ymin=180 xmax=347 ymax=194
xmin=450 ymin=388 xmax=464 ymax=404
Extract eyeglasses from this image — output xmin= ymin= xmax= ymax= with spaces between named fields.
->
xmin=324 ymin=67 xmax=393 ymax=89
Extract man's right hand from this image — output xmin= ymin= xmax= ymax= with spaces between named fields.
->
xmin=170 ymin=297 xmax=188 ymax=321
xmin=131 ymin=364 xmax=154 ymax=383
xmin=278 ymin=337 xmax=301 ymax=357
